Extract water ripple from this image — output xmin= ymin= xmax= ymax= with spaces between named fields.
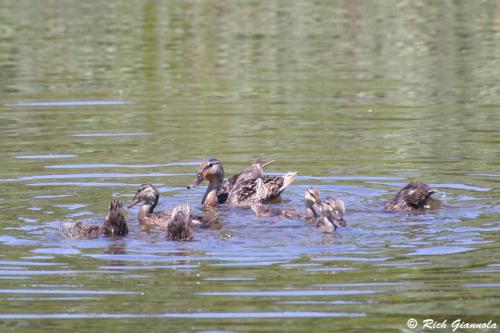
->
xmin=7 ymin=100 xmax=130 ymax=107
xmin=0 ymin=311 xmax=365 ymax=319
xmin=198 ymin=290 xmax=379 ymax=297
xmin=0 ymin=289 xmax=140 ymax=295
xmin=15 ymin=154 xmax=78 ymax=159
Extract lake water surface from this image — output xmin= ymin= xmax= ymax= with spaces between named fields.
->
xmin=0 ymin=1 xmax=499 ymax=332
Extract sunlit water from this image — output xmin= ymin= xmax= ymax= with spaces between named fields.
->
xmin=0 ymin=1 xmax=499 ymax=332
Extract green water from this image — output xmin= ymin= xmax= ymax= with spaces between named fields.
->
xmin=0 ymin=1 xmax=499 ymax=332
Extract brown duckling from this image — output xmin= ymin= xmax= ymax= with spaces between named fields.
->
xmin=304 ymin=187 xmax=347 ymax=233
xmin=189 ymin=158 xmax=297 ymax=208
xmin=251 ymin=204 xmax=307 ymax=219
xmin=62 ymin=200 xmax=128 ymax=238
xmin=128 ymin=183 xmax=218 ymax=231
xmin=166 ymin=203 xmax=193 ymax=241
xmin=384 ymin=182 xmax=437 ymax=212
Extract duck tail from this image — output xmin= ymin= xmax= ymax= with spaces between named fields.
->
xmin=279 ymin=171 xmax=298 ymax=193
xmin=102 ymin=200 xmax=128 ymax=237
xmin=260 ymin=159 xmax=275 ymax=168
xmin=167 ymin=203 xmax=193 ymax=241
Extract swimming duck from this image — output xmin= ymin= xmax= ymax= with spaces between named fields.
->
xmin=127 ymin=183 xmax=217 ymax=233
xmin=304 ymin=187 xmax=347 ymax=233
xmin=251 ymin=203 xmax=307 ymax=219
xmin=166 ymin=203 xmax=193 ymax=241
xmin=189 ymin=158 xmax=297 ymax=208
xmin=62 ymin=200 xmax=128 ymax=238
xmin=384 ymin=181 xmax=437 ymax=211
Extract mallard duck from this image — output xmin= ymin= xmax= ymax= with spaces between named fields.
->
xmin=61 ymin=200 xmax=128 ymax=238
xmin=384 ymin=181 xmax=438 ymax=211
xmin=127 ymin=183 xmax=217 ymax=234
xmin=304 ymin=187 xmax=347 ymax=233
xmin=188 ymin=158 xmax=297 ymax=208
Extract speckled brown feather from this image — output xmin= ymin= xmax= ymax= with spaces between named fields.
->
xmin=385 ymin=182 xmax=437 ymax=211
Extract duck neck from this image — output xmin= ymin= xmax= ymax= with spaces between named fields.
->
xmin=138 ymin=198 xmax=158 ymax=223
xmin=202 ymin=178 xmax=222 ymax=206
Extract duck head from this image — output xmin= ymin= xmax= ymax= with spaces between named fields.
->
xmin=127 ymin=183 xmax=160 ymax=209
xmin=304 ymin=187 xmax=322 ymax=217
xmin=188 ymin=158 xmax=224 ymax=188
xmin=321 ymin=197 xmax=347 ymax=228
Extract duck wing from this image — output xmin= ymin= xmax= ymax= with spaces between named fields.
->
xmin=262 ymin=172 xmax=297 ymax=200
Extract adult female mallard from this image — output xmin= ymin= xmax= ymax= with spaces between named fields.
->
xmin=384 ymin=181 xmax=438 ymax=211
xmin=127 ymin=183 xmax=218 ymax=240
xmin=188 ymin=158 xmax=297 ymax=208
xmin=61 ymin=200 xmax=128 ymax=238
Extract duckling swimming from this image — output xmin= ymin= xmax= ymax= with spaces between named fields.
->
xmin=189 ymin=158 xmax=297 ymax=208
xmin=251 ymin=203 xmax=307 ymax=219
xmin=384 ymin=181 xmax=437 ymax=212
xmin=251 ymin=187 xmax=347 ymax=233
xmin=61 ymin=200 xmax=128 ymax=238
xmin=304 ymin=187 xmax=347 ymax=233
xmin=127 ymin=183 xmax=218 ymax=232
xmin=166 ymin=203 xmax=193 ymax=241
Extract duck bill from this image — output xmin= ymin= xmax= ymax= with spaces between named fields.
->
xmin=187 ymin=173 xmax=204 ymax=189
xmin=127 ymin=197 xmax=141 ymax=209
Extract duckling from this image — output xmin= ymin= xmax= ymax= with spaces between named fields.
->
xmin=101 ymin=200 xmax=129 ymax=236
xmin=166 ymin=203 xmax=193 ymax=241
xmin=304 ymin=187 xmax=347 ymax=233
xmin=189 ymin=158 xmax=297 ymax=208
xmin=128 ymin=183 xmax=218 ymax=230
xmin=251 ymin=204 xmax=306 ymax=218
xmin=61 ymin=200 xmax=128 ymax=238
xmin=384 ymin=181 xmax=437 ymax=212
